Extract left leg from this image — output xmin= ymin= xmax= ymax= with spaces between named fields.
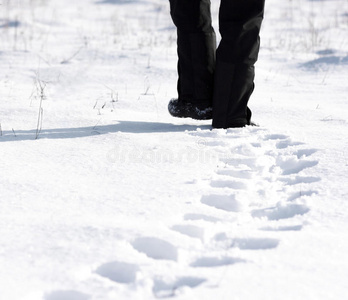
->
xmin=168 ymin=0 xmax=216 ymax=119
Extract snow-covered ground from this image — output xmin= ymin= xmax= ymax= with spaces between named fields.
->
xmin=1 ymin=0 xmax=348 ymax=299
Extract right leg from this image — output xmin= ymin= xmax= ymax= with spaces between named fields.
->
xmin=212 ymin=0 xmax=265 ymax=128
xmin=169 ymin=0 xmax=216 ymax=105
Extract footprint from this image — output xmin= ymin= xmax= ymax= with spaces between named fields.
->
xmin=153 ymin=277 xmax=206 ymax=298
xmin=231 ymin=238 xmax=279 ymax=250
xmin=287 ymin=190 xmax=318 ymax=201
xmin=230 ymin=144 xmax=259 ymax=156
xmin=221 ymin=157 xmax=257 ymax=168
xmin=276 ymin=140 xmax=303 ymax=149
xmin=252 ymin=204 xmax=310 ymax=220
xmin=171 ymin=225 xmax=205 ymax=241
xmin=277 ymin=157 xmax=318 ymax=175
xmin=260 ymin=225 xmax=303 ymax=232
xmin=201 ymin=194 xmax=243 ymax=212
xmin=95 ymin=261 xmax=139 ymax=284
xmin=45 ymin=291 xmax=90 ymax=300
xmin=280 ymin=176 xmax=321 ymax=185
xmin=295 ymin=149 xmax=318 ymax=159
xmin=131 ymin=237 xmax=178 ymax=261
xmin=184 ymin=213 xmax=220 ymax=223
xmin=265 ymin=134 xmax=288 ymax=140
xmin=190 ymin=256 xmax=245 ymax=267
xmin=216 ymin=168 xmax=254 ymax=179
xmin=210 ymin=179 xmax=247 ymax=190
xmin=214 ymin=232 xmax=228 ymax=241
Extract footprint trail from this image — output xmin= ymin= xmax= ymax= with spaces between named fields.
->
xmin=73 ymin=126 xmax=320 ymax=298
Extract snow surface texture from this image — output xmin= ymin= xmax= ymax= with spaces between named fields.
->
xmin=1 ymin=0 xmax=348 ymax=299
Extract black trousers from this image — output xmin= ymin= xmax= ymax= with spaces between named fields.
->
xmin=169 ymin=0 xmax=265 ymax=128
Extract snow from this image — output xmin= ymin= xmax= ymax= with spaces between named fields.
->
xmin=1 ymin=0 xmax=348 ymax=299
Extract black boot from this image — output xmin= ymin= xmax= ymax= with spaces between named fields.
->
xmin=168 ymin=98 xmax=212 ymax=120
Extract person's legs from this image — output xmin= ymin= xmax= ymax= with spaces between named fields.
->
xmin=212 ymin=0 xmax=265 ymax=128
xmin=169 ymin=0 xmax=216 ymax=106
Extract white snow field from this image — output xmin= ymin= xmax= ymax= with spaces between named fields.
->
xmin=1 ymin=0 xmax=348 ymax=299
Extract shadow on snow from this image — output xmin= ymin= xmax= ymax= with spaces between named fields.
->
xmin=300 ymin=55 xmax=348 ymax=70
xmin=94 ymin=0 xmax=144 ymax=5
xmin=0 ymin=20 xmax=21 ymax=28
xmin=0 ymin=121 xmax=211 ymax=142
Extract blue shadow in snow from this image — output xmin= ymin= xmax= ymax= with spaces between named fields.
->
xmin=300 ymin=55 xmax=348 ymax=70
xmin=316 ymin=49 xmax=335 ymax=56
xmin=95 ymin=0 xmax=143 ymax=4
xmin=0 ymin=121 xmax=212 ymax=142
xmin=0 ymin=20 xmax=21 ymax=28
xmin=45 ymin=290 xmax=90 ymax=300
